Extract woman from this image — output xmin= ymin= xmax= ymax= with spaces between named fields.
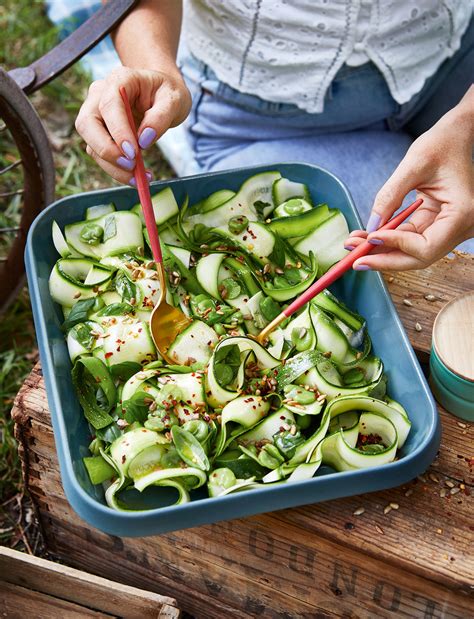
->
xmin=75 ymin=0 xmax=474 ymax=271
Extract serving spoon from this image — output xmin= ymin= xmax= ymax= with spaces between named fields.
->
xmin=257 ymin=198 xmax=423 ymax=344
xmin=119 ymin=87 xmax=191 ymax=363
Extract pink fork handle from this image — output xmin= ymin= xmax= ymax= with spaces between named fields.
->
xmin=283 ymin=198 xmax=423 ymax=318
xmin=119 ymin=86 xmax=162 ymax=264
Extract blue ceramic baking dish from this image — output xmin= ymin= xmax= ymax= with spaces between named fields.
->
xmin=25 ymin=163 xmax=440 ymax=537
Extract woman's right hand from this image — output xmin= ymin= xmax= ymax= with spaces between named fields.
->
xmin=75 ymin=66 xmax=192 ymax=184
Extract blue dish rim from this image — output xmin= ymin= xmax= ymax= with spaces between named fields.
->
xmin=25 ymin=162 xmax=440 ymax=536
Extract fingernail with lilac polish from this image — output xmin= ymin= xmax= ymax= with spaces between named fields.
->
xmin=121 ymin=140 xmax=135 ymax=159
xmin=354 ymin=264 xmax=371 ymax=271
xmin=368 ymin=238 xmax=383 ymax=246
xmin=117 ymin=156 xmax=135 ymax=171
xmin=138 ymin=127 xmax=157 ymax=149
xmin=345 ymin=245 xmax=355 ymax=251
xmin=129 ymin=173 xmax=152 ymax=187
xmin=366 ymin=212 xmax=382 ymax=233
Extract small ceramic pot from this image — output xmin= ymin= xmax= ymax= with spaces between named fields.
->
xmin=429 ymin=292 xmax=474 ymax=421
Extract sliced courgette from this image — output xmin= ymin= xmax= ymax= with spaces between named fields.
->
xmin=294 ymin=211 xmax=349 ymax=274
xmin=272 ymin=177 xmax=311 ymax=206
xmin=269 ymin=203 xmax=332 ymax=240
xmin=186 ymin=171 xmax=281 ymax=230
xmin=49 ymin=258 xmax=113 ymax=306
xmin=86 ymin=203 xmax=116 ymax=220
xmin=168 ymin=320 xmax=218 ymax=365
xmin=132 ymin=187 xmax=179 ymax=226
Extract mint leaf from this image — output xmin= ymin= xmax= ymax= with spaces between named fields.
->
xmin=103 ymin=215 xmax=117 ymax=242
xmin=70 ymin=322 xmax=95 ymax=350
xmin=97 ymin=302 xmax=135 ymax=317
xmin=115 ymin=271 xmax=137 ymax=302
xmin=62 ymin=298 xmax=96 ymax=331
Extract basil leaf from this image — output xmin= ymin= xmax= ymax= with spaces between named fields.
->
xmin=215 ymin=364 xmax=234 ymax=387
xmin=268 ymin=233 xmax=286 ymax=268
xmin=214 ymin=344 xmax=240 ymax=366
xmin=283 ymin=267 xmax=302 ymax=285
xmin=253 ymin=200 xmax=271 ymax=217
xmin=95 ymin=422 xmax=122 ymax=444
xmin=273 ymin=429 xmax=305 ymax=460
xmin=70 ymin=322 xmax=95 ymax=350
xmin=109 ymin=361 xmax=142 ymax=381
xmin=121 ymin=390 xmax=151 ymax=424
xmin=214 ymin=344 xmax=241 ymax=388
xmin=97 ymin=302 xmax=135 ymax=317
xmin=62 ymin=298 xmax=96 ymax=331
xmin=115 ymin=271 xmax=137 ymax=302
xmin=72 ymin=357 xmax=116 ymax=429
xmin=171 ymin=425 xmax=210 ymax=471
xmin=190 ymin=294 xmax=236 ymax=326
xmin=259 ymin=296 xmax=280 ymax=322
xmin=368 ymin=374 xmax=387 ymax=400
xmin=103 ymin=215 xmax=117 ymax=242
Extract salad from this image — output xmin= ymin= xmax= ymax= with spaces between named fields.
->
xmin=49 ymin=171 xmax=411 ymax=510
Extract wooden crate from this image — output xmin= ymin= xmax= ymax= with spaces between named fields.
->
xmin=0 ymin=546 xmax=180 ymax=618
xmin=12 ymin=254 xmax=474 ymax=618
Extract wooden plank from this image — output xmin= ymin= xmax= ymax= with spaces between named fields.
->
xmin=0 ymin=581 xmax=112 ymax=618
xmin=33 ymin=504 xmax=474 ymax=618
xmin=40 ymin=514 xmax=243 ymax=619
xmin=0 ymin=547 xmax=180 ymax=618
xmin=384 ymin=252 xmax=474 ymax=360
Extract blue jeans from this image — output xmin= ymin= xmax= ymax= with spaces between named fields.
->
xmin=182 ymin=17 xmax=474 ymax=252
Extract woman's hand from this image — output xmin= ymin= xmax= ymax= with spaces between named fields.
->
xmin=345 ymin=87 xmax=474 ymax=271
xmin=75 ymin=66 xmax=191 ymax=184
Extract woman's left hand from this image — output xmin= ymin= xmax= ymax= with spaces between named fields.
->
xmin=345 ymin=86 xmax=474 ymax=271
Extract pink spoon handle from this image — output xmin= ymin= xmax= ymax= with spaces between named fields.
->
xmin=282 ymin=198 xmax=423 ymax=318
xmin=119 ymin=86 xmax=162 ymax=264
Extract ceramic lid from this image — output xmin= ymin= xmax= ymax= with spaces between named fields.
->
xmin=432 ymin=291 xmax=474 ymax=382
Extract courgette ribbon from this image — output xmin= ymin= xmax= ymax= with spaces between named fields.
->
xmin=262 ymin=395 xmax=411 ymax=485
xmin=72 ymin=357 xmax=116 ymax=429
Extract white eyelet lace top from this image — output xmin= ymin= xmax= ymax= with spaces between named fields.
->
xmin=183 ymin=0 xmax=472 ymax=113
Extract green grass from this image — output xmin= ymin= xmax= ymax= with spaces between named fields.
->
xmin=0 ymin=292 xmax=38 ymax=550
xmin=0 ymin=0 xmax=172 ymax=550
